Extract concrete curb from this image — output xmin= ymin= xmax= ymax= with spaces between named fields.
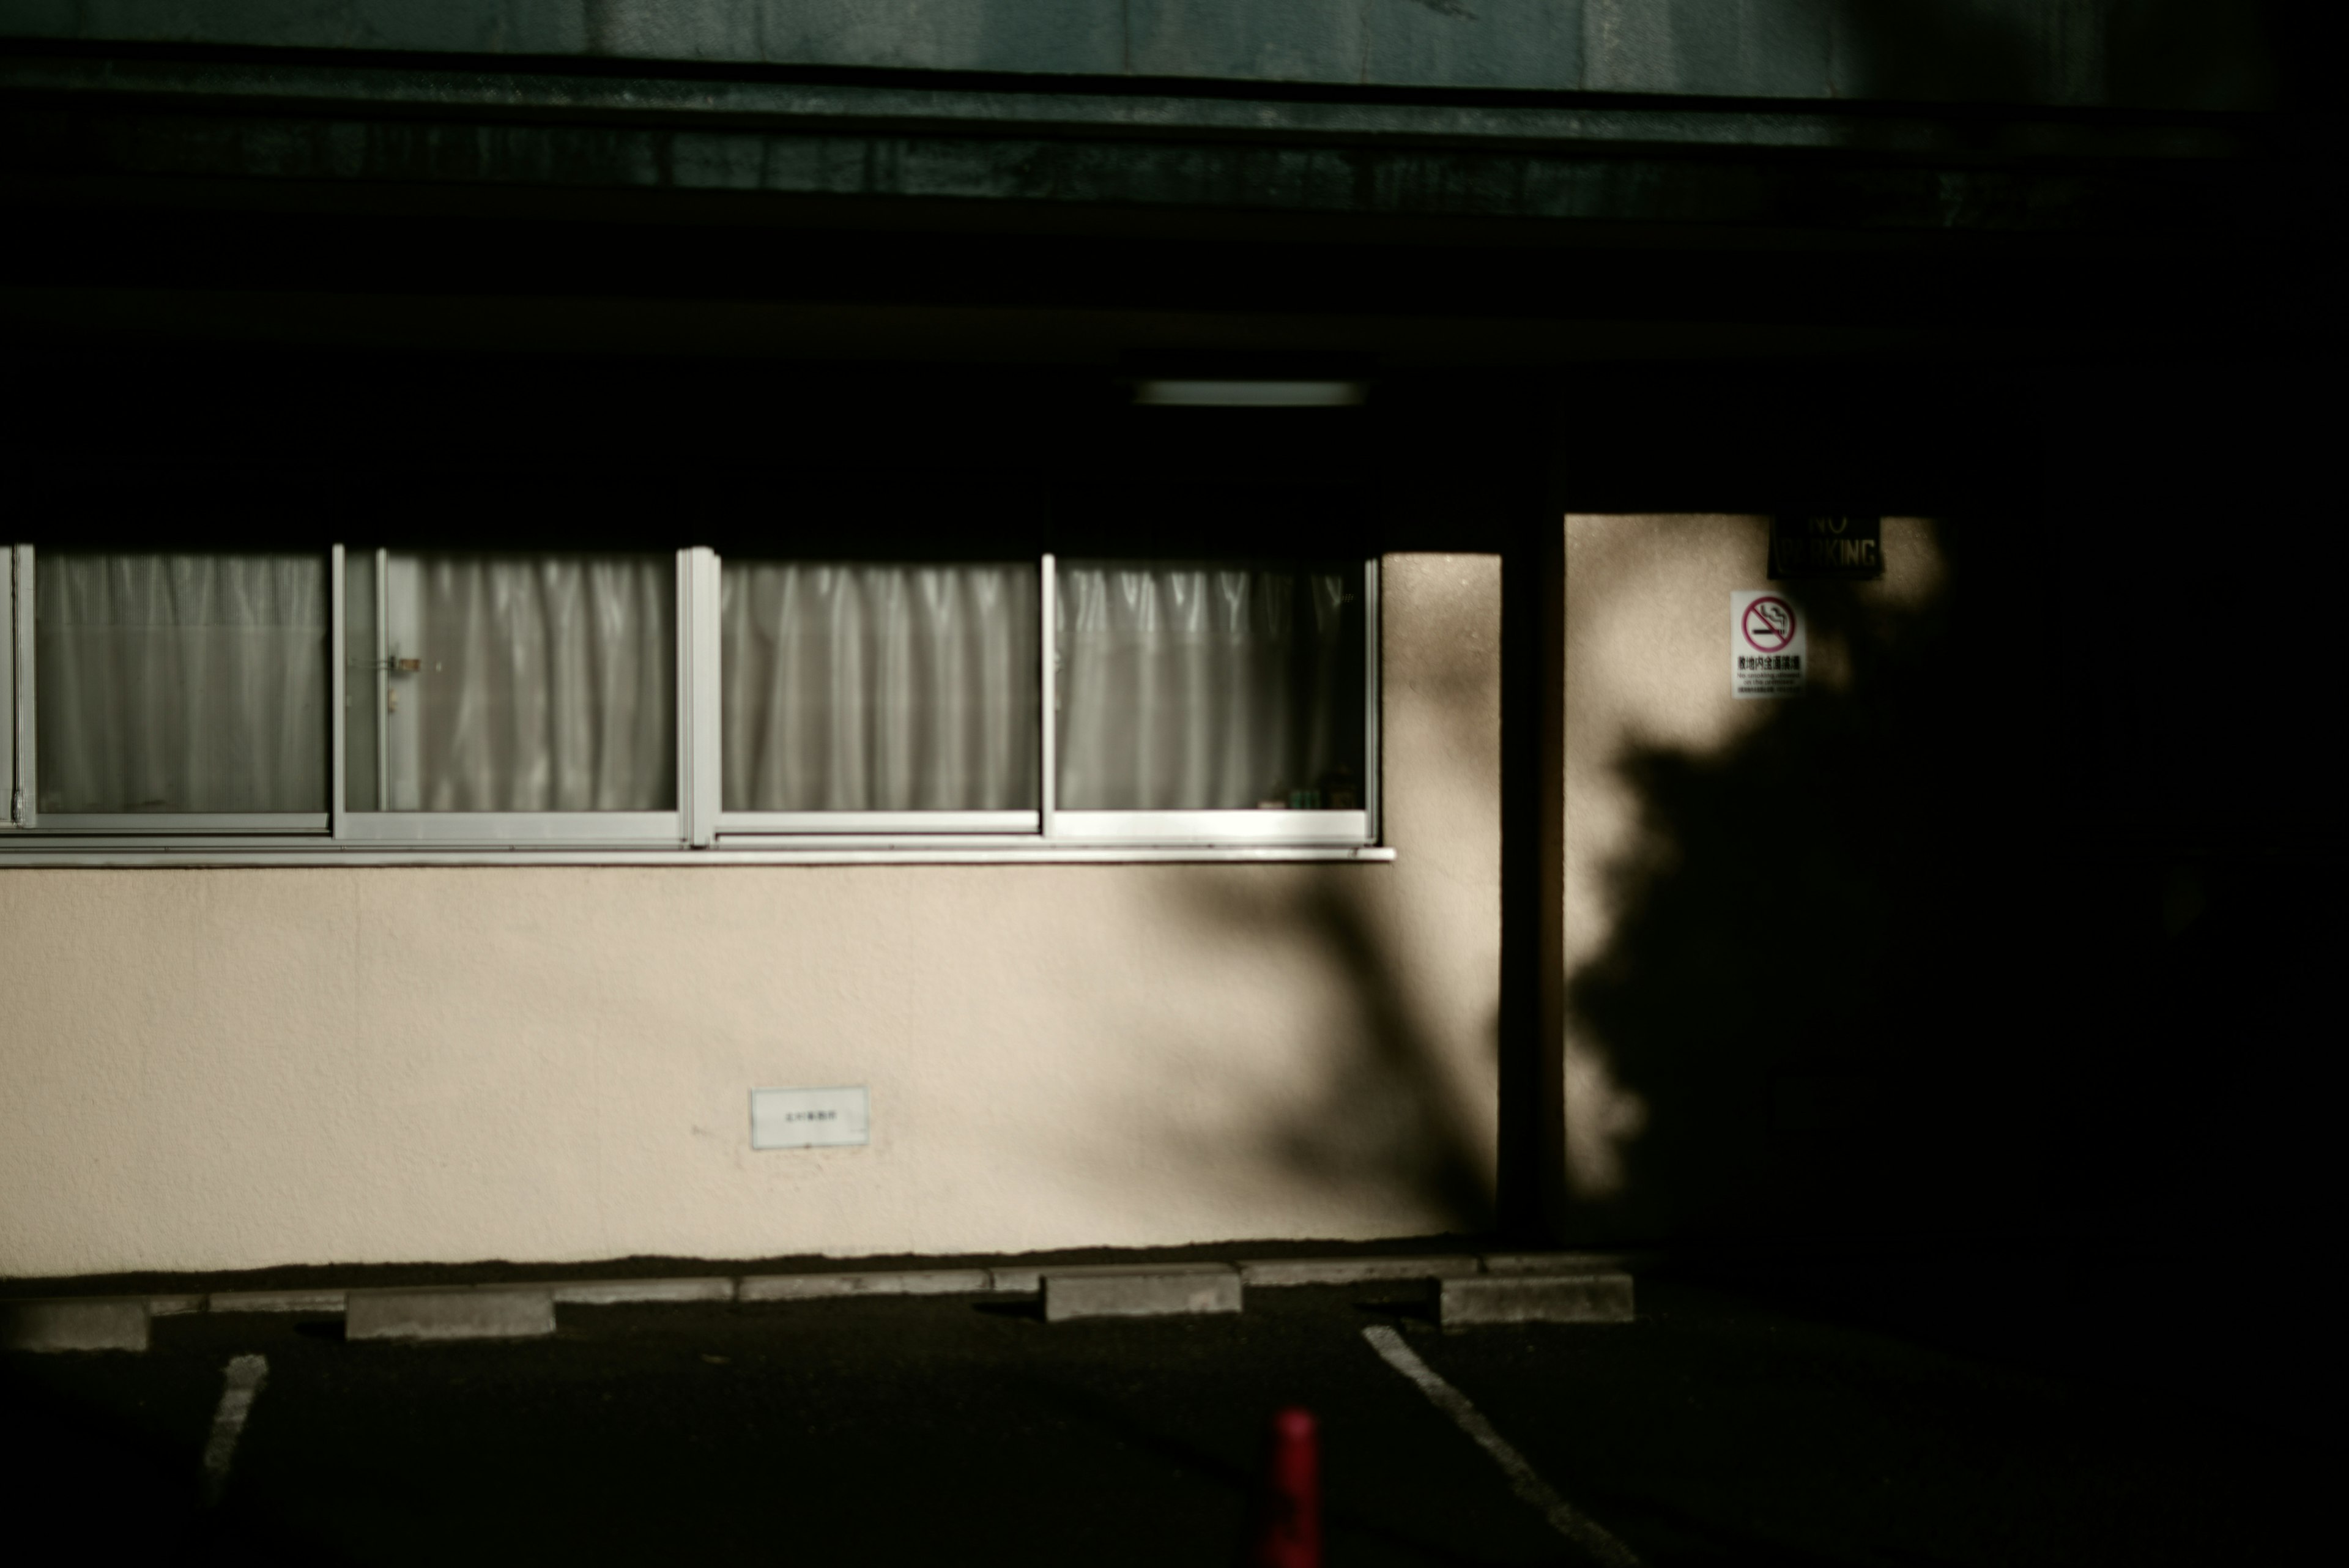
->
xmin=986 ymin=1266 xmax=1047 ymax=1293
xmin=8 ymin=1250 xmax=1650 ymax=1350
xmin=1 ymin=1296 xmax=150 ymax=1353
xmin=1042 ymin=1263 xmax=1242 ymax=1322
xmin=552 ymin=1277 xmax=735 ymax=1306
xmin=1241 ymin=1255 xmax=1480 ymax=1286
xmin=1441 ymin=1272 xmax=1636 ymax=1326
xmin=209 ymin=1288 xmax=348 ymax=1315
xmin=347 ymin=1285 xmax=557 ymax=1342
xmin=740 ymin=1268 xmax=991 ymax=1301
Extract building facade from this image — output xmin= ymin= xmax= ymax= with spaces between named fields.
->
xmin=2 ymin=2 xmax=2331 ymax=1280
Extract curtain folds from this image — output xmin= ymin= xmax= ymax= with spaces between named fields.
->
xmin=395 ymin=554 xmax=676 ymax=812
xmin=31 ymin=551 xmax=1363 ymax=824
xmin=35 ymin=552 xmax=328 ymax=813
xmin=1055 ymin=562 xmax=1354 ymax=811
xmin=721 ymin=563 xmax=1038 ymax=812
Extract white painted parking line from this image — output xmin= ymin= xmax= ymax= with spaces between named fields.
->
xmin=200 ymin=1354 xmax=268 ymax=1506
xmin=1362 ymin=1326 xmax=1641 ymax=1568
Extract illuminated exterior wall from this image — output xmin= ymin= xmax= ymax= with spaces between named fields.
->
xmin=0 ymin=555 xmax=1500 ymax=1279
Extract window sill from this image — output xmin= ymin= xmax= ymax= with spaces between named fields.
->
xmin=0 ymin=841 xmax=1397 ymax=868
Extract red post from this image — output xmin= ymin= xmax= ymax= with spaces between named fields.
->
xmin=1252 ymin=1406 xmax=1321 ymax=1568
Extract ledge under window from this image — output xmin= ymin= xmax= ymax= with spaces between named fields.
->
xmin=0 ymin=841 xmax=1398 ymax=867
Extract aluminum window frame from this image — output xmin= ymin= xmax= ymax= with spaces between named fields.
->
xmin=4 ymin=546 xmax=21 ymax=828
xmin=707 ymin=549 xmax=1049 ymax=844
xmin=0 ymin=544 xmax=1384 ymax=861
xmin=1037 ymin=554 xmax=1376 ymax=849
xmin=6 ymin=543 xmax=340 ymax=836
xmin=331 ymin=545 xmax=694 ymax=849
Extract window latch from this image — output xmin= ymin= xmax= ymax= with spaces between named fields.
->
xmin=9 ymin=786 xmax=21 ymax=825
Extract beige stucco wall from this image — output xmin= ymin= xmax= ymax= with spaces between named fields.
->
xmin=0 ymin=555 xmax=1499 ymax=1280
xmin=1557 ymin=516 xmax=1945 ymax=1238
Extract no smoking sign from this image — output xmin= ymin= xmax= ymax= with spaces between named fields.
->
xmin=1732 ymin=590 xmax=1806 ymax=699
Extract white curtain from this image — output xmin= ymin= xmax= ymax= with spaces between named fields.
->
xmin=1056 ymin=563 xmax=1352 ymax=810
xmin=387 ymin=554 xmax=675 ymax=812
xmin=35 ymin=552 xmax=328 ymax=814
xmin=722 ymin=563 xmax=1037 ymax=812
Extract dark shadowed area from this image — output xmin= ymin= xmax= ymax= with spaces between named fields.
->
xmin=2 ymin=1283 xmax=2329 ymax=1566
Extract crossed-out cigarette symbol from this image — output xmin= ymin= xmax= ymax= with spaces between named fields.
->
xmin=1742 ymin=596 xmax=1797 ymax=652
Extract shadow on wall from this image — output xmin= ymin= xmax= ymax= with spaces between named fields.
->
xmin=1103 ymin=551 xmax=1507 ymax=1242
xmin=1559 ymin=513 xmax=2342 ymax=1248
xmin=1565 ymin=521 xmax=2027 ymax=1242
xmin=1178 ymin=873 xmax=1498 ymax=1236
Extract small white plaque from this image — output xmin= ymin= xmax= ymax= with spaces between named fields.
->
xmin=1732 ymin=589 xmax=1807 ymax=699
xmin=750 ymin=1085 xmax=869 ymax=1150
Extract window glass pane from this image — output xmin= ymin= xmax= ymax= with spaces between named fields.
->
xmin=351 ymin=552 xmax=676 ymax=812
xmin=35 ymin=551 xmax=328 ymax=813
xmin=721 ymin=562 xmax=1038 ymax=812
xmin=1056 ymin=561 xmax=1366 ymax=811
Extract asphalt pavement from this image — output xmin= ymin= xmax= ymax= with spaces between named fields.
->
xmin=1 ymin=1276 xmax=2318 ymax=1566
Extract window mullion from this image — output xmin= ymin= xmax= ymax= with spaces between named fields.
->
xmin=329 ymin=545 xmax=347 ymax=839
xmin=1039 ymin=552 xmax=1057 ymax=839
xmin=681 ymin=546 xmax=722 ymax=848
xmin=1 ymin=545 xmax=15 ymax=826
xmin=1365 ymin=554 xmax=1382 ymax=845
xmin=372 ymin=549 xmax=390 ymax=809
xmin=11 ymin=544 xmax=34 ymax=828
